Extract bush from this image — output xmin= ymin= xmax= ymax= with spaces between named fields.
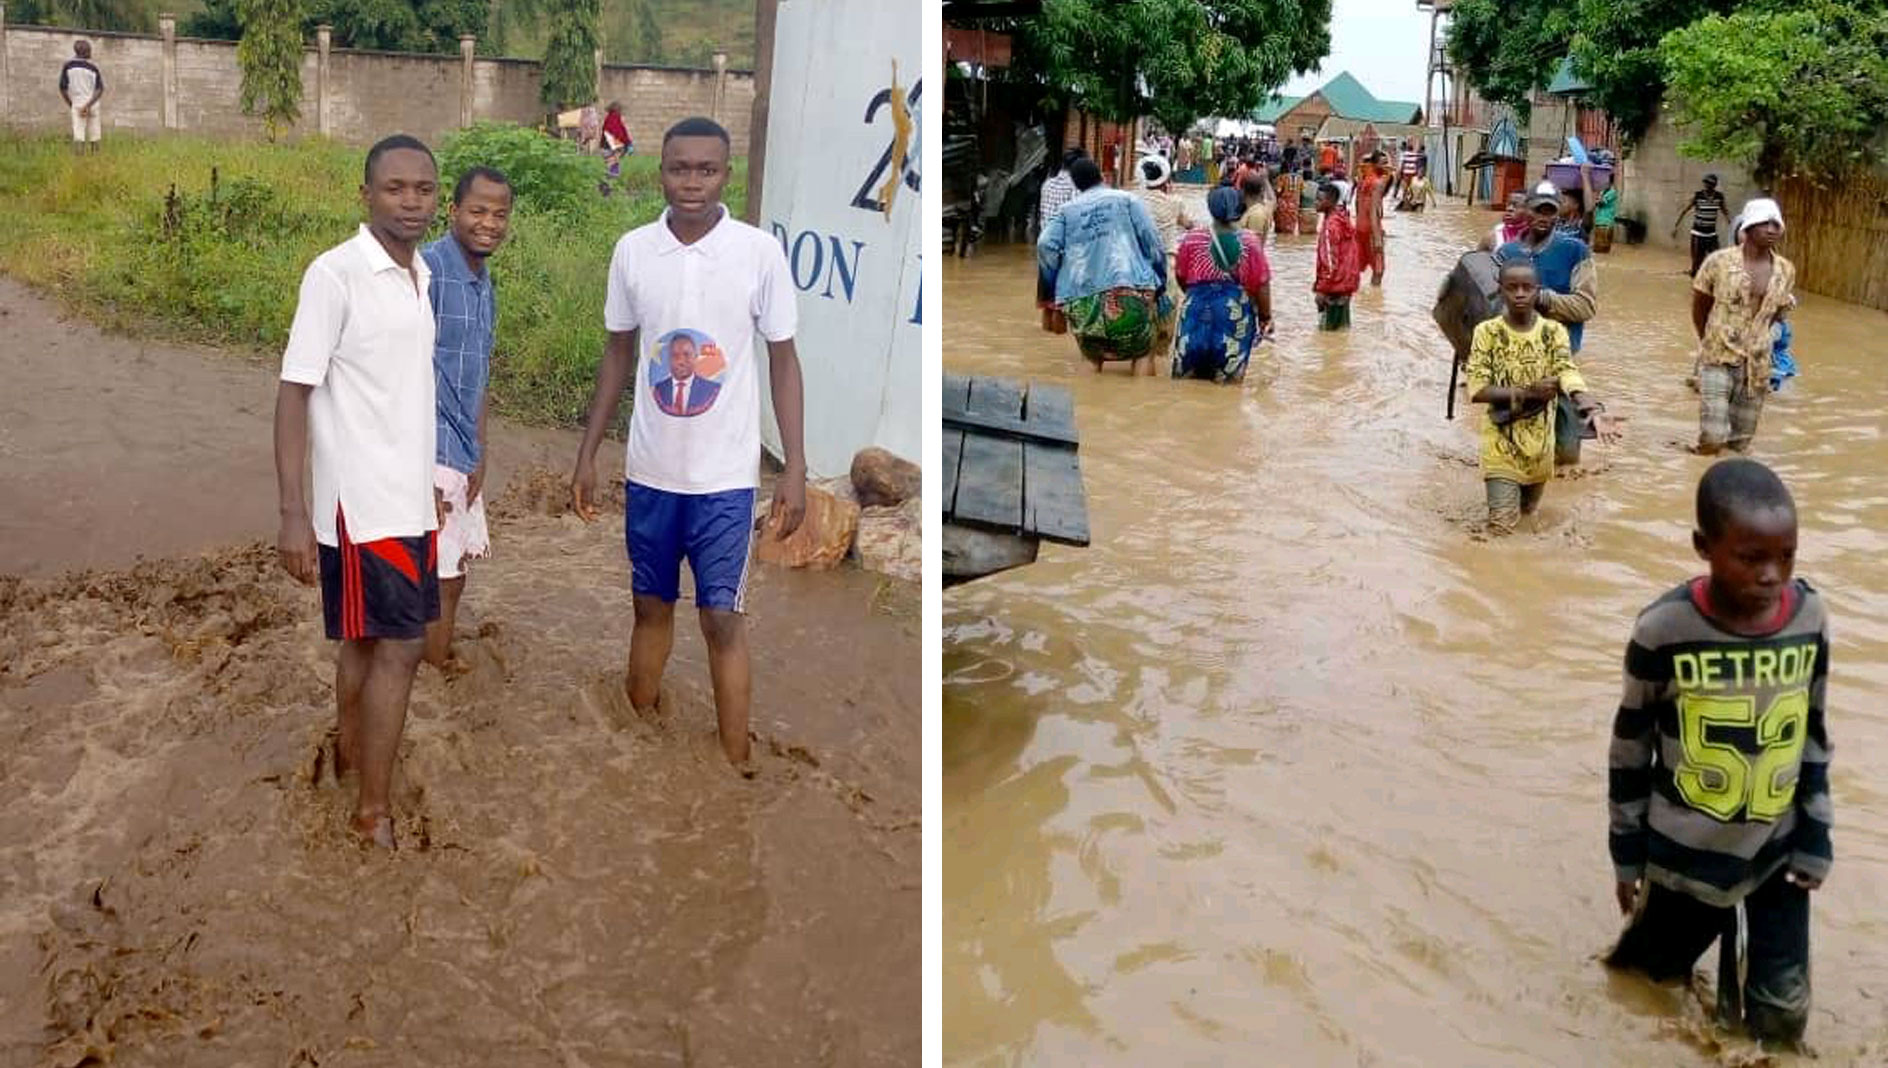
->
xmin=0 ymin=132 xmax=748 ymax=429
xmin=437 ymin=122 xmax=606 ymax=216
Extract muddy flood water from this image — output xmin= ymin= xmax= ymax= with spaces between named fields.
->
xmin=944 ymin=200 xmax=1888 ymax=1065
xmin=0 ymin=280 xmax=918 ymax=1066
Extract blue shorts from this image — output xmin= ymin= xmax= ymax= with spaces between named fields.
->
xmin=624 ymin=482 xmax=756 ymax=613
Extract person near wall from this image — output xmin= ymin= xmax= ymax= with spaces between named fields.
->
xmin=1673 ymin=174 xmax=1728 ymax=277
xmin=58 ymin=41 xmax=105 ymax=155
xmin=1691 ymin=198 xmax=1796 ymax=455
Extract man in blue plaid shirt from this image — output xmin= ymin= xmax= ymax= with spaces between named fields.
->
xmin=421 ymin=165 xmax=512 ymax=669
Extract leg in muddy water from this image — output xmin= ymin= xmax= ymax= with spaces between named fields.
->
xmin=699 ymin=607 xmax=752 ymax=767
xmin=352 ymin=637 xmax=424 ymax=847
xmin=1741 ymin=868 xmax=1811 ymax=1047
xmin=627 ymin=593 xmax=677 ymax=713
xmin=422 ymin=576 xmax=466 ymax=669
xmin=334 ymin=639 xmax=372 ymax=778
xmin=1604 ymin=882 xmax=1723 ymax=985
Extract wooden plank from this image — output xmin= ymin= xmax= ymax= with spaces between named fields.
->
xmin=942 ymin=427 xmax=964 ymax=515
xmin=1022 ymin=443 xmax=1091 ymax=546
xmin=962 ymin=375 xmax=1026 ymax=420
xmin=940 ymin=407 xmax=1080 ymax=448
xmin=942 ymin=523 xmax=1039 ymax=586
xmin=952 ymin=432 xmax=1024 ymax=530
xmin=1023 ymin=382 xmax=1077 ymax=442
xmin=942 ymin=372 xmax=971 ymax=417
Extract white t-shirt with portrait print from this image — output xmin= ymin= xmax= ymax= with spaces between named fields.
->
xmin=603 ymin=205 xmax=797 ymax=496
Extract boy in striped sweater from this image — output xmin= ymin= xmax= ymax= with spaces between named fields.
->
xmin=1605 ymin=458 xmax=1831 ymax=1046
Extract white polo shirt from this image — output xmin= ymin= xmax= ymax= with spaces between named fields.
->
xmin=280 ymin=225 xmax=438 ymax=546
xmin=604 ymin=205 xmax=797 ymax=495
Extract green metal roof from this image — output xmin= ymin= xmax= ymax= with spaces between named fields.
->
xmin=1253 ymin=94 xmax=1304 ymax=123
xmin=1250 ymin=73 xmax=1422 ymax=125
xmin=1547 ymin=56 xmax=1592 ymax=95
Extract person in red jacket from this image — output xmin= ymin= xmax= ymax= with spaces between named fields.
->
xmin=601 ymin=101 xmax=632 ymax=178
xmin=1314 ymin=180 xmax=1360 ymax=330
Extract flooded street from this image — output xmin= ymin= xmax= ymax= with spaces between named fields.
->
xmin=943 ymin=199 xmax=1888 ymax=1065
xmin=0 ymin=280 xmax=919 ymax=1067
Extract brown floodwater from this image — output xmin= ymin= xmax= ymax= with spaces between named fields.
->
xmin=943 ymin=199 xmax=1888 ymax=1066
xmin=0 ymin=279 xmax=919 ymax=1066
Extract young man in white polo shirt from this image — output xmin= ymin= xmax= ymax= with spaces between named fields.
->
xmin=570 ymin=116 xmax=808 ymax=770
xmin=275 ymin=134 xmax=441 ymax=849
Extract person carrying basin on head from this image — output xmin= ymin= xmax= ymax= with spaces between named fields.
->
xmin=1038 ymin=157 xmax=1169 ymax=375
xmin=1171 ymin=186 xmax=1273 ymax=385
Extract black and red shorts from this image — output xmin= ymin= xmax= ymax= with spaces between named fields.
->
xmin=318 ymin=507 xmax=440 ymax=641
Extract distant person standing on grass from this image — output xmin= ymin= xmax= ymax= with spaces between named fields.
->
xmin=274 ymin=134 xmax=441 ymax=850
xmin=58 ymin=41 xmax=104 ymax=154
xmin=569 ymin=116 xmax=808 ymax=771
xmin=420 ymin=166 xmax=513 ymax=671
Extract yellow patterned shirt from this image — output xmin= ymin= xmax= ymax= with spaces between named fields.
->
xmin=1466 ymin=316 xmax=1587 ymax=485
xmin=1693 ymin=247 xmax=1796 ymax=372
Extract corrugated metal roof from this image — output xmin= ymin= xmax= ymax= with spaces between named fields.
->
xmin=1251 ymin=73 xmax=1422 ymax=124
xmin=1547 ymin=56 xmax=1592 ymax=95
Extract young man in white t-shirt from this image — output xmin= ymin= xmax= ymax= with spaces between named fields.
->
xmin=570 ymin=116 xmax=808 ymax=770
xmin=275 ymin=134 xmax=442 ymax=849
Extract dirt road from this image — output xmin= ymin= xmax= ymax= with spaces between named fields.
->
xmin=0 ymin=278 xmax=918 ymax=1067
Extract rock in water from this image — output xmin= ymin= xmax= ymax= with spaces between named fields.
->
xmin=849 ymin=448 xmax=921 ymax=508
xmin=756 ymin=485 xmax=860 ymax=570
xmin=856 ymin=498 xmax=920 ymax=583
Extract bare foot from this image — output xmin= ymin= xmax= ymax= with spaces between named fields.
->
xmin=351 ymin=813 xmax=396 ymax=850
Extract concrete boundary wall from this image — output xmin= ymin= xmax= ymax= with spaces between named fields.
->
xmin=0 ymin=7 xmax=755 ymax=151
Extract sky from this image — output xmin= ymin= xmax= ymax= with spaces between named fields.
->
xmin=1280 ymin=0 xmax=1438 ymax=108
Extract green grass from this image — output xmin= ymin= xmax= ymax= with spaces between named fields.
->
xmin=0 ymin=132 xmax=747 ymax=428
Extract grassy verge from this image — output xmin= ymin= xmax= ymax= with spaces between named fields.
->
xmin=0 ymin=132 xmax=747 ymax=428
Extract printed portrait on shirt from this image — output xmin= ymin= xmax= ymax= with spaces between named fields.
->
xmin=648 ymin=329 xmax=726 ymax=418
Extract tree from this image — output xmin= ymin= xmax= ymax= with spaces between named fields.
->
xmin=1661 ymin=0 xmax=1888 ymax=181
xmin=1443 ymin=0 xmax=1571 ymax=124
xmin=1016 ymin=0 xmax=1331 ymax=141
xmin=540 ymin=0 xmax=600 ymax=113
xmin=10 ymin=0 xmax=155 ymax=31
xmin=238 ymin=0 xmax=305 ymax=139
xmin=1568 ymin=0 xmax=1739 ymax=147
xmin=185 ymin=0 xmax=485 ymax=53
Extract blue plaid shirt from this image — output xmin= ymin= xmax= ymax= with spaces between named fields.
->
xmin=421 ymin=232 xmax=496 ymax=473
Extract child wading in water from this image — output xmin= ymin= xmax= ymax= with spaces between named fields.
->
xmin=1606 ymin=459 xmax=1831 ymax=1049
xmin=1466 ymin=256 xmax=1617 ymax=534
xmin=1312 ymin=181 xmax=1359 ymax=330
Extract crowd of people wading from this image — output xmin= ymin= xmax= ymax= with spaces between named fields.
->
xmin=1028 ymin=133 xmax=1824 ymax=1053
xmin=1032 ymin=143 xmax=1799 ymax=538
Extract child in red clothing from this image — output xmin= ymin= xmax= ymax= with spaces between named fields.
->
xmin=1314 ymin=182 xmax=1360 ymax=330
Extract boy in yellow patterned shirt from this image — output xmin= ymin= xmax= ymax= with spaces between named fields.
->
xmin=1467 ymin=257 xmax=1620 ymax=534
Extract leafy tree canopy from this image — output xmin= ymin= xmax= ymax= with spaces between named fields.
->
xmin=539 ymin=0 xmax=600 ymax=112
xmin=237 ymin=0 xmax=304 ymax=138
xmin=11 ymin=0 xmax=157 ymax=32
xmin=1015 ymin=0 xmax=1332 ymax=139
xmin=1661 ymin=0 xmax=1888 ymax=181
xmin=183 ymin=0 xmax=484 ymax=54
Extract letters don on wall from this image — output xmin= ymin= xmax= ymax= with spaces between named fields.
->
xmin=757 ymin=0 xmax=921 ymax=477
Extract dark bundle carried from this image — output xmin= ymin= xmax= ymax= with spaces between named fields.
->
xmin=1432 ymin=250 xmax=1502 ymax=419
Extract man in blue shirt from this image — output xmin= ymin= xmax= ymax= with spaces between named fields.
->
xmin=421 ymin=166 xmax=512 ymax=669
xmin=1497 ymin=188 xmax=1601 ymax=464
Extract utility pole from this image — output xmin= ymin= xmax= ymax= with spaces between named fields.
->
xmin=744 ymin=0 xmax=778 ymax=225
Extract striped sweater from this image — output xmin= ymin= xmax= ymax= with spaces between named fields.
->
xmin=1609 ymin=578 xmax=1833 ymax=907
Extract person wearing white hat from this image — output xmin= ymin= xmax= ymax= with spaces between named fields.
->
xmin=1137 ymin=154 xmax=1195 ymax=347
xmin=1691 ymin=197 xmax=1796 ymax=454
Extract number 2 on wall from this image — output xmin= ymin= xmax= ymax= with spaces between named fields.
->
xmin=1674 ymin=690 xmax=1810 ymax=822
xmin=852 ymin=79 xmax=922 ymax=215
